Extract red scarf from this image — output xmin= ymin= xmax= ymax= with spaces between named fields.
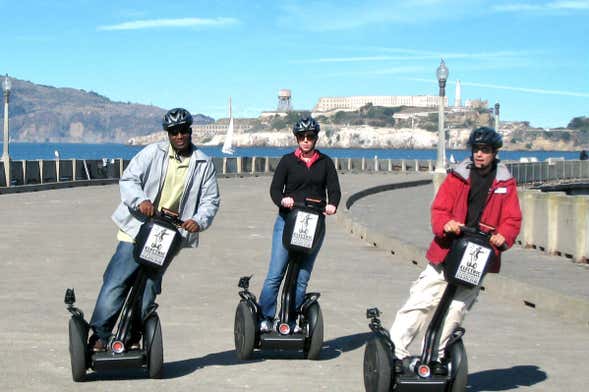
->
xmin=294 ymin=148 xmax=319 ymax=168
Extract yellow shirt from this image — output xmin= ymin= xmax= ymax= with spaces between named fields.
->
xmin=117 ymin=146 xmax=191 ymax=243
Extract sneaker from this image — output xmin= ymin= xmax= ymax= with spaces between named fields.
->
xmin=259 ymin=319 xmax=273 ymax=333
xmin=91 ymin=338 xmax=107 ymax=352
xmin=128 ymin=336 xmax=141 ymax=350
xmin=393 ymin=359 xmax=405 ymax=374
xmin=293 ymin=324 xmax=302 ymax=334
xmin=431 ymin=361 xmax=448 ymax=375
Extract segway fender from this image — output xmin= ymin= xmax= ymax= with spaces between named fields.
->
xmin=299 ymin=292 xmax=321 ymax=315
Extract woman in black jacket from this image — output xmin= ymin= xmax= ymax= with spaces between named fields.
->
xmin=258 ymin=117 xmax=341 ymax=332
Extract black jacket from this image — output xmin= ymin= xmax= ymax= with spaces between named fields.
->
xmin=270 ymin=151 xmax=341 ymax=213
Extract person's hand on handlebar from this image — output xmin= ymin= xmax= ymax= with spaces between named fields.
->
xmin=281 ymin=197 xmax=294 ymax=209
xmin=182 ymin=219 xmax=200 ymax=233
xmin=139 ymin=200 xmax=155 ymax=217
xmin=443 ymin=219 xmax=463 ymax=235
xmin=324 ymin=204 xmax=337 ymax=215
xmin=489 ymin=233 xmax=506 ymax=248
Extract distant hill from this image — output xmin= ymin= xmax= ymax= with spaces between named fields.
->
xmin=0 ymin=77 xmax=214 ymax=143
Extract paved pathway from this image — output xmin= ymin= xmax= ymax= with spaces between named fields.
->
xmin=0 ymin=173 xmax=587 ymax=391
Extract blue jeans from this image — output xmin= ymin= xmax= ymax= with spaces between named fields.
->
xmin=258 ymin=213 xmax=324 ymax=320
xmin=90 ymin=241 xmax=162 ymax=342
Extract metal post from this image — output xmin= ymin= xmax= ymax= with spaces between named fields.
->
xmin=2 ymin=82 xmax=11 ymax=187
xmin=39 ymin=159 xmax=44 ymax=184
xmin=433 ymin=60 xmax=448 ymax=192
xmin=494 ymin=102 xmax=500 ymax=132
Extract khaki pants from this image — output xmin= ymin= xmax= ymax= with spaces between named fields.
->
xmin=389 ymin=263 xmax=480 ymax=359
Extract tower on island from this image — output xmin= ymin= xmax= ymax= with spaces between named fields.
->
xmin=277 ymin=89 xmax=292 ymax=112
xmin=454 ymin=80 xmax=462 ymax=107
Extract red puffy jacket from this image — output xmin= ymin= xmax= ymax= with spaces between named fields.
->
xmin=426 ymin=159 xmax=522 ymax=273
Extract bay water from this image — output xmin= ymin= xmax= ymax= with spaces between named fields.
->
xmin=0 ymin=142 xmax=581 ymax=162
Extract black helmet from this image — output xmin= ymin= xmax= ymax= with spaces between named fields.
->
xmin=467 ymin=127 xmax=503 ymax=149
xmin=162 ymin=108 xmax=193 ymax=131
xmin=293 ymin=116 xmax=320 ymax=136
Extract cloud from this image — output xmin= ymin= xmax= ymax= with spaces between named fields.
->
xmin=324 ymin=65 xmax=428 ymax=78
xmin=98 ymin=17 xmax=238 ymax=31
xmin=493 ymin=1 xmax=589 ymax=12
xmin=279 ymin=0 xmax=483 ymax=31
xmin=407 ymin=77 xmax=589 ymax=97
xmin=291 ymin=50 xmax=531 ymax=64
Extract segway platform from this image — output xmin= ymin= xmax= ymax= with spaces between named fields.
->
xmin=92 ymin=350 xmax=146 ymax=371
xmin=259 ymin=332 xmax=306 ymax=350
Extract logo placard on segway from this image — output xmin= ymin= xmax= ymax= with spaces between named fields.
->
xmin=290 ymin=211 xmax=319 ymax=249
xmin=139 ymin=224 xmax=177 ymax=266
xmin=454 ymin=241 xmax=491 ymax=286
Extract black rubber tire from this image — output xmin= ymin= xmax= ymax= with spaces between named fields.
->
xmin=234 ymin=301 xmax=256 ymax=360
xmin=363 ymin=337 xmax=393 ymax=392
xmin=68 ymin=317 xmax=88 ymax=382
xmin=144 ymin=315 xmax=164 ymax=379
xmin=303 ymin=303 xmax=323 ymax=360
xmin=449 ymin=340 xmax=469 ymax=392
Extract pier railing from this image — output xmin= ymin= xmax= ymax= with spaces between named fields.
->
xmin=2 ymin=156 xmax=589 ymax=193
xmin=0 ymin=157 xmax=437 ymax=191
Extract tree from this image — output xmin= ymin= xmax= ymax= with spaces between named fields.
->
xmin=568 ymin=116 xmax=589 ymax=131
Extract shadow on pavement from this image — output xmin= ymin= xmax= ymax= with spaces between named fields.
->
xmin=319 ymin=331 xmax=372 ymax=360
xmin=163 ymin=331 xmax=372 ymax=378
xmin=468 ymin=365 xmax=547 ymax=391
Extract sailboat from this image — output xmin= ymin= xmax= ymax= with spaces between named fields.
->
xmin=222 ymin=97 xmax=235 ymax=155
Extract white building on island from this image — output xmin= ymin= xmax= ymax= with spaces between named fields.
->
xmin=313 ymin=95 xmax=447 ymax=113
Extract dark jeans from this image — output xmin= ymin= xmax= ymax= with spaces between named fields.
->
xmin=90 ymin=241 xmax=162 ymax=342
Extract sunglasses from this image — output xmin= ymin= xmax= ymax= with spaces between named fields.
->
xmin=472 ymin=145 xmax=493 ymax=154
xmin=168 ymin=126 xmax=191 ymax=136
xmin=296 ymin=133 xmax=317 ymax=141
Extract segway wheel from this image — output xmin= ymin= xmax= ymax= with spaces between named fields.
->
xmin=363 ymin=337 xmax=393 ymax=392
xmin=144 ymin=315 xmax=164 ymax=379
xmin=234 ymin=301 xmax=256 ymax=360
xmin=68 ymin=317 xmax=88 ymax=382
xmin=449 ymin=340 xmax=468 ymax=392
xmin=303 ymin=303 xmax=323 ymax=360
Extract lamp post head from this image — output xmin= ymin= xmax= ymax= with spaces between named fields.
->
xmin=436 ymin=59 xmax=449 ymax=83
xmin=2 ymin=74 xmax=11 ymax=93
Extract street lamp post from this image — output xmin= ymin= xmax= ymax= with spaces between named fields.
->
xmin=2 ymin=74 xmax=11 ymax=187
xmin=494 ymin=102 xmax=500 ymax=131
xmin=433 ymin=60 xmax=449 ymax=192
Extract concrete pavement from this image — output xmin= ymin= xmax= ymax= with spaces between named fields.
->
xmin=0 ymin=173 xmax=587 ymax=391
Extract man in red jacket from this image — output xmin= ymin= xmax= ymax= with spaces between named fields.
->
xmin=389 ymin=126 xmax=522 ymax=366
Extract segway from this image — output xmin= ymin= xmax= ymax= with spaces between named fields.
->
xmin=363 ymin=226 xmax=501 ymax=392
xmin=234 ymin=198 xmax=326 ymax=360
xmin=65 ymin=208 xmax=183 ymax=382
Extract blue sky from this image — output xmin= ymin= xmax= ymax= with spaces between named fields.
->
xmin=1 ymin=0 xmax=587 ymax=128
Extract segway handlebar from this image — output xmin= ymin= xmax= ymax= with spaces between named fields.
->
xmin=292 ymin=198 xmax=327 ymax=213
xmin=156 ymin=208 xmax=184 ymax=228
xmin=459 ymin=225 xmax=508 ymax=251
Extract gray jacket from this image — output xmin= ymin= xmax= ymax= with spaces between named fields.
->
xmin=111 ymin=141 xmax=220 ymax=248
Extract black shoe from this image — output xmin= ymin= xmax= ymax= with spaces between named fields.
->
xmin=393 ymin=359 xmax=404 ymax=374
xmin=431 ymin=361 xmax=448 ymax=376
xmin=128 ymin=335 xmax=141 ymax=350
xmin=88 ymin=335 xmax=107 ymax=352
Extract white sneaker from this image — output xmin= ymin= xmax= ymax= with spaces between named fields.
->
xmin=259 ymin=319 xmax=273 ymax=333
xmin=293 ymin=324 xmax=302 ymax=334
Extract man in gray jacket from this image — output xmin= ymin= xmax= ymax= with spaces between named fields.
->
xmin=89 ymin=108 xmax=220 ymax=351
